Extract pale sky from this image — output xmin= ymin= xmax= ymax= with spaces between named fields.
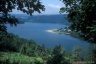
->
xmin=11 ymin=0 xmax=65 ymax=15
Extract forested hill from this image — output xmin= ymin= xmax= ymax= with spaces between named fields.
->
xmin=14 ymin=14 xmax=69 ymax=25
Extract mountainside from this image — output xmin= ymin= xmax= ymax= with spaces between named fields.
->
xmin=15 ymin=14 xmax=70 ymax=25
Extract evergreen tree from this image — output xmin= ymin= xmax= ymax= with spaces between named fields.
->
xmin=47 ymin=45 xmax=69 ymax=64
xmin=71 ymin=45 xmax=85 ymax=62
xmin=85 ymin=44 xmax=96 ymax=64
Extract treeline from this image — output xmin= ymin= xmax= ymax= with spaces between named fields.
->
xmin=0 ymin=31 xmax=96 ymax=64
xmin=16 ymin=14 xmax=70 ymax=25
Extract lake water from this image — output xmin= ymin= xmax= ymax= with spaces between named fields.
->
xmin=7 ymin=22 xmax=90 ymax=51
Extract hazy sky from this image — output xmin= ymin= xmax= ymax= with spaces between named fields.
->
xmin=11 ymin=0 xmax=65 ymax=15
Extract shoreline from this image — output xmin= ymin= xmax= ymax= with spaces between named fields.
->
xmin=46 ymin=29 xmax=57 ymax=33
xmin=46 ymin=29 xmax=70 ymax=34
xmin=46 ymin=29 xmax=84 ymax=41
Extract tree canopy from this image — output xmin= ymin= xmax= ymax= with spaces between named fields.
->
xmin=0 ymin=0 xmax=45 ymax=32
xmin=60 ymin=0 xmax=96 ymax=43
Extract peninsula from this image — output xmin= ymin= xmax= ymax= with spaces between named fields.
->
xmin=46 ymin=27 xmax=71 ymax=34
xmin=46 ymin=27 xmax=84 ymax=40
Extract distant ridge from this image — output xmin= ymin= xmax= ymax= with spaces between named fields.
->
xmin=12 ymin=14 xmax=69 ymax=25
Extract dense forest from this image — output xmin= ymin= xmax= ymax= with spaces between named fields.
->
xmin=0 ymin=0 xmax=96 ymax=64
xmin=16 ymin=14 xmax=70 ymax=25
xmin=0 ymin=31 xmax=96 ymax=64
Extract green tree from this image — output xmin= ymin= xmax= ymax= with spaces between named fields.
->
xmin=47 ymin=45 xmax=69 ymax=64
xmin=71 ymin=45 xmax=85 ymax=62
xmin=85 ymin=44 xmax=96 ymax=64
xmin=0 ymin=0 xmax=45 ymax=32
xmin=60 ymin=0 xmax=96 ymax=43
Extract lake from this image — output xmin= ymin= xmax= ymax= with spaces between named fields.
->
xmin=7 ymin=22 xmax=90 ymax=51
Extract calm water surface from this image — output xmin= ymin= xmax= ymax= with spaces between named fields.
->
xmin=7 ymin=22 xmax=90 ymax=51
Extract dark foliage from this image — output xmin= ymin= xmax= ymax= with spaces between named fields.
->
xmin=0 ymin=0 xmax=45 ymax=32
xmin=60 ymin=0 xmax=96 ymax=43
xmin=47 ymin=45 xmax=69 ymax=64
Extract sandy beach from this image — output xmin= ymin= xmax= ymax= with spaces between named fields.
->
xmin=46 ymin=29 xmax=71 ymax=34
xmin=46 ymin=29 xmax=57 ymax=33
xmin=46 ymin=30 xmax=54 ymax=33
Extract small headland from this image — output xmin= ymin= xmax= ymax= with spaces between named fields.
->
xmin=46 ymin=27 xmax=71 ymax=35
xmin=46 ymin=27 xmax=84 ymax=40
